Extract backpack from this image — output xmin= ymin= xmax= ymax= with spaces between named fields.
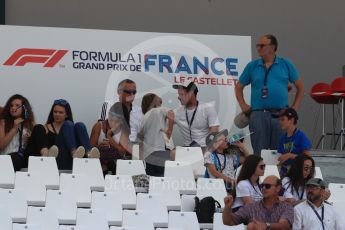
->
xmin=194 ymin=196 xmax=221 ymax=223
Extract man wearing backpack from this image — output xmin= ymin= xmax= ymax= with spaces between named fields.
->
xmin=223 ymin=175 xmax=293 ymax=229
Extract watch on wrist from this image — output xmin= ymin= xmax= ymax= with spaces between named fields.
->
xmin=265 ymin=222 xmax=271 ymax=230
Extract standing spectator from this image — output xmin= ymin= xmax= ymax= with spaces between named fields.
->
xmin=223 ymin=175 xmax=293 ymax=229
xmin=204 ymin=129 xmax=249 ymax=192
xmin=232 ymin=155 xmax=265 ymax=211
xmin=173 ymin=80 xmax=219 ymax=152
xmin=277 ymin=108 xmax=311 ymax=177
xmin=117 ymin=79 xmax=143 ymax=143
xmin=137 ymin=93 xmax=174 ymax=176
xmin=0 ymin=94 xmax=35 ymax=171
xmin=293 ymin=178 xmax=345 ymax=229
xmin=235 ymin=34 xmax=304 ymax=156
xmin=99 ymin=79 xmax=143 ymax=143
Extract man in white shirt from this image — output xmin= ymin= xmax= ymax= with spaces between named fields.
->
xmin=293 ymin=178 xmax=345 ymax=230
xmin=117 ymin=79 xmax=143 ymax=143
xmin=172 ymin=80 xmax=219 ymax=152
xmin=100 ymin=79 xmax=143 ymax=143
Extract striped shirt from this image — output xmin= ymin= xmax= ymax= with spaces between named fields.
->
xmin=231 ymin=199 xmax=294 ymax=225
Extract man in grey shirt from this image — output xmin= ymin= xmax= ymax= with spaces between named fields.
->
xmin=223 ymin=175 xmax=293 ymax=230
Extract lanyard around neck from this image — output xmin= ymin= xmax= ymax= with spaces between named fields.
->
xmin=263 ymin=56 xmax=276 ymax=87
xmin=307 ymin=201 xmax=324 ymax=230
xmin=17 ymin=124 xmax=24 ymax=156
xmin=213 ymin=152 xmax=226 ymax=172
xmin=185 ymin=101 xmax=199 ymax=141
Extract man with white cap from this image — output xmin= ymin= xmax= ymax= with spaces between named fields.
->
xmin=293 ymin=178 xmax=345 ymax=230
xmin=172 ymin=80 xmax=219 ymax=152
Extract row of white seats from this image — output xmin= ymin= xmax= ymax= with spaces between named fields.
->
xmin=1 ymin=208 xmax=245 ymax=230
xmin=0 ymin=174 xmax=228 ymax=224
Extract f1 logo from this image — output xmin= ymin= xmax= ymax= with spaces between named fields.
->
xmin=3 ymin=48 xmax=68 ymax=67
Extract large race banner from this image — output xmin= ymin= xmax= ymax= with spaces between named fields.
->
xmin=0 ymin=25 xmax=251 ymax=144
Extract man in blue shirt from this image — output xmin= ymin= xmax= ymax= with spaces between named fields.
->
xmin=277 ymin=107 xmax=311 ymax=177
xmin=235 ymin=34 xmax=304 ymax=155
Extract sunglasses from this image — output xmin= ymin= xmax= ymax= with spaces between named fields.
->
xmin=261 ymin=183 xmax=276 ymax=189
xmin=258 ymin=164 xmax=266 ymax=170
xmin=256 ymin=43 xmax=271 ymax=49
xmin=123 ymin=89 xmax=137 ymax=95
xmin=54 ymin=99 xmax=68 ymax=106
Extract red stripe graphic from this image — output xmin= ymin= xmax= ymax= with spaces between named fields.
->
xmin=3 ymin=48 xmax=68 ymax=67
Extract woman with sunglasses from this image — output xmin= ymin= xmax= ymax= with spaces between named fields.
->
xmin=28 ymin=99 xmax=99 ymax=170
xmin=90 ymin=102 xmax=132 ymax=174
xmin=137 ymin=93 xmax=174 ymax=176
xmin=0 ymin=94 xmax=35 ymax=171
xmin=232 ymin=155 xmax=265 ymax=211
xmin=281 ymin=154 xmax=330 ymax=205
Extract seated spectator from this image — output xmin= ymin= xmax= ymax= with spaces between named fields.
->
xmin=204 ymin=129 xmax=249 ymax=192
xmin=90 ymin=102 xmax=132 ymax=174
xmin=294 ymin=178 xmax=345 ymax=229
xmin=0 ymin=94 xmax=35 ymax=171
xmin=223 ymin=175 xmax=293 ymax=230
xmin=277 ymin=108 xmax=311 ymax=177
xmin=232 ymin=155 xmax=265 ymax=211
xmin=137 ymin=93 xmax=174 ymax=176
xmin=282 ymin=154 xmax=330 ymax=206
xmin=27 ymin=99 xmax=99 ymax=170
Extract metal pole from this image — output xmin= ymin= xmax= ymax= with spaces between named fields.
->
xmin=340 ymin=97 xmax=345 ymax=150
xmin=322 ymin=104 xmax=325 ymax=149
xmin=0 ymin=0 xmax=4 ymax=25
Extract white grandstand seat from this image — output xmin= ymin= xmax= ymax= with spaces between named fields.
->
xmin=122 ymin=210 xmax=155 ymax=230
xmin=104 ymin=175 xmax=136 ymax=209
xmin=213 ymin=213 xmax=245 ymax=230
xmin=91 ymin=191 xmax=123 ymax=226
xmin=175 ymin=146 xmax=205 ymax=178
xmin=0 ymin=206 xmax=12 ymax=230
xmin=180 ymin=195 xmax=196 ymax=212
xmin=260 ymin=165 xmax=280 ymax=183
xmin=168 ymin=211 xmax=199 ymax=230
xmin=164 ymin=161 xmax=196 ymax=195
xmin=14 ymin=171 xmax=46 ymax=206
xmin=46 ymin=190 xmax=77 ymax=225
xmin=196 ymin=178 xmax=227 ymax=207
xmin=110 ymin=227 xmax=136 ymax=230
xmin=328 ymin=183 xmax=345 ymax=202
xmin=72 ymin=158 xmax=105 ymax=191
xmin=235 ymin=165 xmax=242 ymax=179
xmin=0 ymin=188 xmax=27 ymax=223
xmin=0 ymin=155 xmax=15 ymax=189
xmin=12 ymin=224 xmax=43 ymax=230
xmin=26 ymin=206 xmax=59 ymax=230
xmin=59 ymin=173 xmax=91 ymax=208
xmin=136 ymin=193 xmax=168 ymax=227
xmin=59 ymin=226 xmax=87 ymax=230
xmin=116 ymin=160 xmax=146 ymax=176
xmin=131 ymin=144 xmax=140 ymax=160
xmin=261 ymin=149 xmax=279 ymax=165
xmin=28 ymin=156 xmax=59 ymax=190
xmin=76 ymin=208 xmax=109 ymax=230
xmin=331 ymin=201 xmax=345 ymax=220
xmin=149 ymin=176 xmax=181 ymax=210
xmin=314 ymin=166 xmax=323 ymax=180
